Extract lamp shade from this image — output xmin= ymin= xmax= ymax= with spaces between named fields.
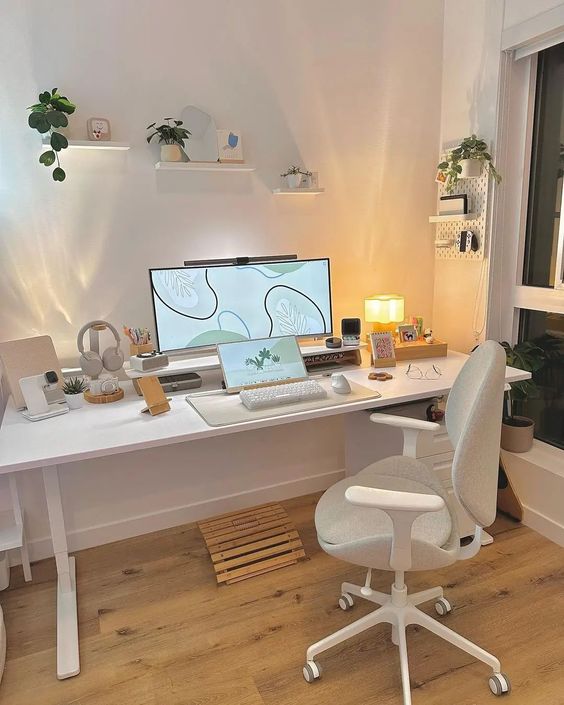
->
xmin=364 ymin=294 xmax=405 ymax=324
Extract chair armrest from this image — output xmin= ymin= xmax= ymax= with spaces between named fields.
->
xmin=369 ymin=413 xmax=440 ymax=458
xmin=345 ymin=486 xmax=445 ymax=513
xmin=345 ymin=485 xmax=446 ymax=571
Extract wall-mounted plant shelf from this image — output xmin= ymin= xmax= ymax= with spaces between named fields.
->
xmin=272 ymin=188 xmax=325 ymax=195
xmin=155 ymin=162 xmax=255 ymax=172
xmin=428 ymin=213 xmax=478 ymax=223
xmin=42 ymin=138 xmax=130 ymax=151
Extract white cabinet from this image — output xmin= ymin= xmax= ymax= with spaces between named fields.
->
xmin=344 ymin=401 xmax=476 ymax=538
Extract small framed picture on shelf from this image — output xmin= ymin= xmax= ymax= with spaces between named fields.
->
xmin=398 ymin=324 xmax=418 ymax=343
xmin=438 ymin=194 xmax=468 ymax=215
xmin=87 ymin=117 xmax=111 ymax=141
xmin=217 ymin=129 xmax=244 ymax=163
xmin=370 ymin=332 xmax=396 ymax=368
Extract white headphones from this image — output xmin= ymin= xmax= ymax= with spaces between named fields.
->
xmin=77 ymin=320 xmax=124 ymax=377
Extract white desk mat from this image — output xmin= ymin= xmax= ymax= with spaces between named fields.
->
xmin=186 ymin=380 xmax=381 ymax=427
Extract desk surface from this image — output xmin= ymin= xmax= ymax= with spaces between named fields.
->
xmin=0 ymin=351 xmax=529 ymax=475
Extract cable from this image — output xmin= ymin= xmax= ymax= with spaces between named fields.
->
xmin=472 ymin=255 xmax=489 ymax=342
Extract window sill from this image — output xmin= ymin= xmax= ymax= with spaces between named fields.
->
xmin=502 ymin=440 xmax=564 ymax=479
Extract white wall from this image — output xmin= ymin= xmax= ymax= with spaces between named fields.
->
xmin=0 ymin=0 xmax=443 ymax=365
xmin=504 ymin=0 xmax=564 ymax=29
xmin=0 ymin=0 xmax=445 ymax=559
xmin=432 ymin=0 xmax=505 ymax=353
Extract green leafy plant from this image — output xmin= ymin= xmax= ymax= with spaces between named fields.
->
xmin=280 ymin=165 xmax=312 ymax=177
xmin=271 ymin=354 xmax=280 ymax=363
xmin=146 ymin=118 xmax=191 ymax=146
xmin=61 ymin=376 xmax=88 ymax=395
xmin=501 ymin=341 xmax=545 ymax=416
xmin=245 ymin=348 xmax=272 ymax=370
xmin=27 ymin=88 xmax=76 ymax=182
xmin=437 ymin=134 xmax=501 ymax=194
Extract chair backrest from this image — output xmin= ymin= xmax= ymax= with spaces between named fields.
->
xmin=445 ymin=340 xmax=506 ymax=527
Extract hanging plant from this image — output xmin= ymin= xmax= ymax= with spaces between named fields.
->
xmin=437 ymin=134 xmax=501 ymax=194
xmin=27 ymin=88 xmax=76 ymax=182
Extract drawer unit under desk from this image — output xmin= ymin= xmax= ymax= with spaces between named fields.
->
xmin=344 ymin=400 xmax=453 ymax=475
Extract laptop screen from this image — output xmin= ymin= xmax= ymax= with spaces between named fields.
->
xmin=217 ymin=336 xmax=308 ymax=392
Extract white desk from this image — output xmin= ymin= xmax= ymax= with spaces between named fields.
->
xmin=0 ymin=351 xmax=529 ymax=680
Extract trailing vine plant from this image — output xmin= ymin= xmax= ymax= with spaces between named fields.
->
xmin=28 ymin=88 xmax=76 ymax=181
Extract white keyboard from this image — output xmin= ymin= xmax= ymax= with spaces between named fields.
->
xmin=240 ymin=380 xmax=328 ymax=410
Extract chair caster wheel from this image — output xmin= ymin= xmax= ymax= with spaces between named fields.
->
xmin=303 ymin=660 xmax=322 ymax=683
xmin=489 ymin=673 xmax=511 ymax=695
xmin=434 ymin=597 xmax=452 ymax=616
xmin=338 ymin=593 xmax=354 ymax=611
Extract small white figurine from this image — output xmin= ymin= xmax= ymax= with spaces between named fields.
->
xmin=423 ymin=328 xmax=434 ymax=344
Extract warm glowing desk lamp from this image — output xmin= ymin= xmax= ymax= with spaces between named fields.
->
xmin=364 ymin=294 xmax=405 ymax=335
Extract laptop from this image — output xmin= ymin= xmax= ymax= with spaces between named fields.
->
xmin=217 ymin=335 xmax=308 ymax=393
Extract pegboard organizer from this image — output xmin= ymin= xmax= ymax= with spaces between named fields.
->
xmin=430 ymin=168 xmax=489 ymax=261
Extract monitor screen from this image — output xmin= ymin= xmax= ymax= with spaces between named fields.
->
xmin=217 ymin=335 xmax=307 ymax=391
xmin=149 ymin=258 xmax=332 ymax=352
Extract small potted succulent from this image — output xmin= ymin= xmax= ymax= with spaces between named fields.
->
xmin=147 ymin=118 xmax=191 ymax=162
xmin=437 ymin=134 xmax=501 ymax=194
xmin=500 ymin=341 xmax=544 ymax=453
xmin=281 ymin=165 xmax=311 ymax=189
xmin=62 ymin=376 xmax=88 ymax=410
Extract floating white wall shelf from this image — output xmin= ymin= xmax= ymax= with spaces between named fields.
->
xmin=155 ymin=162 xmax=255 ymax=172
xmin=428 ymin=213 xmax=478 ymax=223
xmin=42 ymin=138 xmax=130 ymax=151
xmin=272 ymin=188 xmax=325 ymax=195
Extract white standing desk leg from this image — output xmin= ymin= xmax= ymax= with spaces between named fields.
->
xmin=42 ymin=466 xmax=80 ymax=680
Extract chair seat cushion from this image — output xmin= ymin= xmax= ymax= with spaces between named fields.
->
xmin=315 ymin=456 xmax=453 ymax=549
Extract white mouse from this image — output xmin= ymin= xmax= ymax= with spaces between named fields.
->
xmin=331 ymin=373 xmax=351 ymax=395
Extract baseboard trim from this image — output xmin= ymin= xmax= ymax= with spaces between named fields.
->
xmin=16 ymin=468 xmax=345 ymax=565
xmin=522 ymin=503 xmax=564 ymax=547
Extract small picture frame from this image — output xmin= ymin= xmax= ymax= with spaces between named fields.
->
xmin=398 ymin=324 xmax=418 ymax=343
xmin=370 ymin=332 xmax=396 ymax=368
xmin=217 ymin=129 xmax=244 ymax=163
xmin=87 ymin=117 xmax=111 ymax=141
xmin=438 ymin=194 xmax=468 ymax=215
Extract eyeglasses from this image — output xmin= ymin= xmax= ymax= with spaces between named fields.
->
xmin=406 ymin=364 xmax=442 ymax=380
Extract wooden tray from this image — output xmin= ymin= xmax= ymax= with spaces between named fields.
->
xmin=84 ymin=388 xmax=124 ymax=404
xmin=394 ymin=339 xmax=447 ymax=361
xmin=198 ymin=503 xmax=306 ymax=585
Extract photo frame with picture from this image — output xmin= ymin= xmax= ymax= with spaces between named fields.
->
xmin=398 ymin=324 xmax=418 ymax=343
xmin=370 ymin=332 xmax=396 ymax=368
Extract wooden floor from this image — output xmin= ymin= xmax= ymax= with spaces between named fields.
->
xmin=2 ymin=493 xmax=564 ymax=705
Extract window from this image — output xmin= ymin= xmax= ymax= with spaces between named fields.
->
xmin=523 ymin=43 xmax=564 ymax=289
xmin=518 ymin=310 xmax=564 ymax=450
xmin=517 ymin=43 xmax=564 ymax=450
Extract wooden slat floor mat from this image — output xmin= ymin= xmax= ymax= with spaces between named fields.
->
xmin=198 ymin=502 xmax=307 ymax=584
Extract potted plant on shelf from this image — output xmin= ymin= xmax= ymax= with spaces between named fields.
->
xmin=281 ymin=165 xmax=310 ymax=189
xmin=437 ymin=134 xmax=501 ymax=194
xmin=62 ymin=376 xmax=88 ymax=410
xmin=147 ymin=118 xmax=191 ymax=162
xmin=27 ymin=88 xmax=76 ymax=182
xmin=500 ymin=341 xmax=545 ymax=453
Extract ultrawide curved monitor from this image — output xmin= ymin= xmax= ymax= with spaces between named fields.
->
xmin=149 ymin=258 xmax=332 ymax=353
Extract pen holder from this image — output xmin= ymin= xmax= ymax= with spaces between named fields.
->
xmin=130 ymin=342 xmax=154 ymax=356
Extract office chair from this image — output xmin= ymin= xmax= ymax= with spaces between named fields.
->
xmin=303 ymin=341 xmax=510 ymax=703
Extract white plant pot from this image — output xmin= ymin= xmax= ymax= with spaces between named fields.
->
xmin=64 ymin=393 xmax=84 ymax=410
xmin=286 ymin=173 xmax=302 ymax=189
xmin=459 ymin=159 xmax=482 ymax=178
xmin=160 ymin=144 xmax=184 ymax=162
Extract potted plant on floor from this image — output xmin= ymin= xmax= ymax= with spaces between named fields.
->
xmin=147 ymin=118 xmax=191 ymax=162
xmin=500 ymin=341 xmax=545 ymax=453
xmin=437 ymin=134 xmax=501 ymax=194
xmin=62 ymin=376 xmax=88 ymax=410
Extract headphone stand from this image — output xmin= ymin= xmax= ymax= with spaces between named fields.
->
xmin=88 ymin=323 xmax=108 ymax=380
